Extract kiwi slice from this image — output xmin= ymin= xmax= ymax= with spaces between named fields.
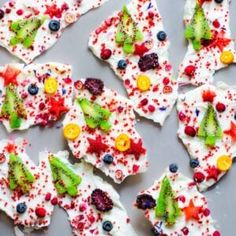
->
xmin=155 ymin=177 xmax=181 ymax=225
xmin=185 ymin=3 xmax=212 ymax=51
xmin=0 ymin=84 xmax=27 ymax=129
xmin=49 ymin=156 xmax=82 ymax=197
xmin=197 ymin=104 xmax=223 ymax=146
xmin=78 ymin=98 xmax=112 ymax=132
xmin=8 ymin=154 xmax=35 ymax=194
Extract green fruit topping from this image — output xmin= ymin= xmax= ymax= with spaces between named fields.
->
xmin=0 ymin=84 xmax=27 ymax=129
xmin=155 ymin=177 xmax=181 ymax=225
xmin=49 ymin=156 xmax=82 ymax=197
xmin=197 ymin=104 xmax=223 ymax=147
xmin=10 ymin=17 xmax=45 ymax=48
xmin=78 ymin=98 xmax=112 ymax=132
xmin=115 ymin=5 xmax=143 ymax=54
xmin=8 ymin=153 xmax=35 ymax=194
xmin=184 ymin=3 xmax=212 ymax=51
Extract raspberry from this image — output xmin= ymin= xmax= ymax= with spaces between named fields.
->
xmin=136 ymin=194 xmax=156 ymax=210
xmin=138 ymin=53 xmax=159 ymax=72
xmin=91 ymin=189 xmax=113 ymax=212
xmin=84 ymin=78 xmax=104 ymax=96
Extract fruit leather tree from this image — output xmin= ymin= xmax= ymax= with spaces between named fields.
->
xmin=177 ymin=82 xmax=236 ymax=192
xmin=42 ymin=150 xmax=137 ymax=236
xmin=0 ymin=63 xmax=73 ymax=132
xmin=89 ymin=0 xmax=177 ymax=125
xmin=135 ymin=165 xmax=220 ymax=236
xmin=0 ymin=0 xmax=108 ymax=63
xmin=63 ymin=78 xmax=148 ymax=183
xmin=178 ymin=0 xmax=235 ymax=86
xmin=0 ymin=138 xmax=56 ymax=231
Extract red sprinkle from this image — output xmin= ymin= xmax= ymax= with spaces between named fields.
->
xmin=45 ymin=193 xmax=51 ymax=201
xmin=163 ymin=77 xmax=170 ymax=85
xmin=148 ymin=105 xmax=155 ymax=113
xmin=100 ymin=48 xmax=112 ymax=60
xmin=213 ymin=231 xmax=221 ymax=236
xmin=193 ymin=172 xmax=205 ymax=183
xmin=35 ymin=207 xmax=46 ymax=218
xmin=184 ymin=65 xmax=196 ymax=77
xmin=16 ymin=9 xmax=23 ymax=15
xmin=213 ymin=19 xmax=220 ymax=28
xmin=39 ymin=102 xmax=46 ymax=110
xmin=140 ymin=98 xmax=148 ymax=106
xmin=51 ymin=197 xmax=58 ymax=205
xmin=216 ymin=102 xmax=226 ymax=113
xmin=181 ymin=227 xmax=189 ymax=235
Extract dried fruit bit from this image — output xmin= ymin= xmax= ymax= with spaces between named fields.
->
xmin=8 ymin=154 xmax=35 ymax=194
xmin=216 ymin=102 xmax=226 ymax=112
xmin=197 ymin=104 xmax=222 ymax=146
xmin=63 ymin=123 xmax=81 ymax=140
xmin=49 ymin=156 xmax=82 ymax=197
xmin=115 ymin=133 xmax=131 ymax=152
xmin=217 ymin=155 xmax=232 ymax=172
xmin=115 ymin=5 xmax=143 ymax=54
xmin=184 ymin=65 xmax=196 ymax=77
xmin=155 ymin=177 xmax=181 ymax=225
xmin=138 ymin=53 xmax=159 ymax=72
xmin=35 ymin=207 xmax=46 ymax=218
xmin=136 ymin=194 xmax=156 ymax=210
xmin=184 ymin=126 xmax=196 ymax=137
xmin=100 ymin=48 xmax=112 ymax=60
xmin=185 ymin=3 xmax=212 ymax=51
xmin=91 ymin=188 xmax=113 ymax=212
xmin=84 ymin=78 xmax=104 ymax=96
xmin=137 ymin=74 xmax=151 ymax=92
xmin=44 ymin=77 xmax=58 ymax=95
xmin=220 ymin=51 xmax=234 ymax=64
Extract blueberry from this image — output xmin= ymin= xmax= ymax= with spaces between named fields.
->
xmin=0 ymin=9 xmax=4 ymax=19
xmin=190 ymin=159 xmax=199 ymax=168
xmin=117 ymin=59 xmax=127 ymax=69
xmin=16 ymin=202 xmax=27 ymax=214
xmin=157 ymin=31 xmax=167 ymax=41
xmin=102 ymin=221 xmax=113 ymax=232
xmin=49 ymin=20 xmax=60 ymax=32
xmin=215 ymin=0 xmax=223 ymax=3
xmin=28 ymin=84 xmax=39 ymax=95
xmin=103 ymin=154 xmax=113 ymax=164
xmin=169 ymin=163 xmax=178 ymax=173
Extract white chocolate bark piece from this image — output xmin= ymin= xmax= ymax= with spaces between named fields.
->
xmin=177 ymin=82 xmax=236 ymax=191
xmin=0 ymin=0 xmax=108 ymax=63
xmin=0 ymin=138 xmax=56 ymax=230
xmin=0 ymin=63 xmax=73 ymax=132
xmin=42 ymin=150 xmax=137 ymax=236
xmin=178 ymin=0 xmax=235 ymax=86
xmin=63 ymin=78 xmax=148 ymax=183
xmin=135 ymin=166 xmax=220 ymax=236
xmin=89 ymin=0 xmax=178 ymax=125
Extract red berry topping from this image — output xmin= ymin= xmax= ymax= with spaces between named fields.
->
xmin=184 ymin=126 xmax=196 ymax=137
xmin=35 ymin=207 xmax=46 ymax=218
xmin=178 ymin=112 xmax=186 ymax=122
xmin=148 ymin=105 xmax=155 ymax=113
xmin=213 ymin=231 xmax=221 ymax=236
xmin=39 ymin=102 xmax=45 ymax=110
xmin=216 ymin=102 xmax=226 ymax=112
xmin=51 ymin=197 xmax=58 ymax=205
xmin=163 ymin=77 xmax=170 ymax=85
xmin=45 ymin=193 xmax=51 ymax=201
xmin=16 ymin=9 xmax=23 ymax=15
xmin=139 ymin=98 xmax=148 ymax=107
xmin=91 ymin=189 xmax=113 ymax=212
xmin=184 ymin=65 xmax=196 ymax=77
xmin=203 ymin=208 xmax=210 ymax=216
xmin=100 ymin=48 xmax=112 ymax=60
xmin=202 ymin=90 xmax=216 ymax=103
xmin=84 ymin=78 xmax=104 ymax=96
xmin=181 ymin=227 xmax=189 ymax=235
xmin=193 ymin=172 xmax=205 ymax=183
xmin=213 ymin=19 xmax=220 ymax=28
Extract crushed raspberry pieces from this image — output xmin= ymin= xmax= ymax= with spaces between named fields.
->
xmin=181 ymin=227 xmax=189 ymax=235
xmin=184 ymin=65 xmax=196 ymax=77
xmin=16 ymin=9 xmax=23 ymax=15
xmin=203 ymin=208 xmax=211 ymax=217
xmin=35 ymin=207 xmax=46 ymax=218
xmin=51 ymin=197 xmax=58 ymax=205
xmin=213 ymin=19 xmax=220 ymax=28
xmin=45 ymin=193 xmax=51 ymax=201
xmin=202 ymin=90 xmax=216 ymax=103
xmin=148 ymin=105 xmax=155 ymax=113
xmin=139 ymin=98 xmax=148 ymax=107
xmin=193 ymin=172 xmax=205 ymax=183
xmin=184 ymin=126 xmax=196 ymax=137
xmin=163 ymin=77 xmax=170 ymax=85
xmin=213 ymin=231 xmax=221 ymax=236
xmin=178 ymin=112 xmax=186 ymax=122
xmin=216 ymin=102 xmax=226 ymax=112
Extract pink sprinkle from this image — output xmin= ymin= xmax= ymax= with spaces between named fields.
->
xmin=16 ymin=9 xmax=23 ymax=15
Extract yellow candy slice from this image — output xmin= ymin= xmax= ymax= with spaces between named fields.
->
xmin=63 ymin=124 xmax=81 ymax=140
xmin=220 ymin=51 xmax=234 ymax=64
xmin=217 ymin=155 xmax=232 ymax=172
xmin=44 ymin=77 xmax=58 ymax=95
xmin=115 ymin=134 xmax=131 ymax=152
xmin=137 ymin=74 xmax=151 ymax=92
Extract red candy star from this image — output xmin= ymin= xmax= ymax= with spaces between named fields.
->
xmin=48 ymin=96 xmax=68 ymax=119
xmin=5 ymin=143 xmax=16 ymax=154
xmin=45 ymin=4 xmax=63 ymax=18
xmin=134 ymin=43 xmax=149 ymax=57
xmin=182 ymin=199 xmax=202 ymax=221
xmin=125 ymin=139 xmax=146 ymax=160
xmin=87 ymin=135 xmax=108 ymax=156
xmin=206 ymin=166 xmax=220 ymax=181
xmin=209 ymin=31 xmax=231 ymax=52
xmin=0 ymin=65 xmax=20 ymax=86
xmin=224 ymin=121 xmax=236 ymax=142
xmin=202 ymin=90 xmax=216 ymax=103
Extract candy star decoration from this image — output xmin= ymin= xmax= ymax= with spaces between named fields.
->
xmin=89 ymin=0 xmax=178 ymax=125
xmin=135 ymin=166 xmax=219 ymax=235
xmin=0 ymin=0 xmax=109 ymax=63
xmin=178 ymin=0 xmax=235 ymax=86
xmin=178 ymin=83 xmax=236 ymax=191
xmin=63 ymin=78 xmax=148 ymax=183
xmin=0 ymin=63 xmax=73 ymax=132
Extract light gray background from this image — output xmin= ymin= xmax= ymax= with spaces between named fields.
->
xmin=0 ymin=0 xmax=235 ymax=235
